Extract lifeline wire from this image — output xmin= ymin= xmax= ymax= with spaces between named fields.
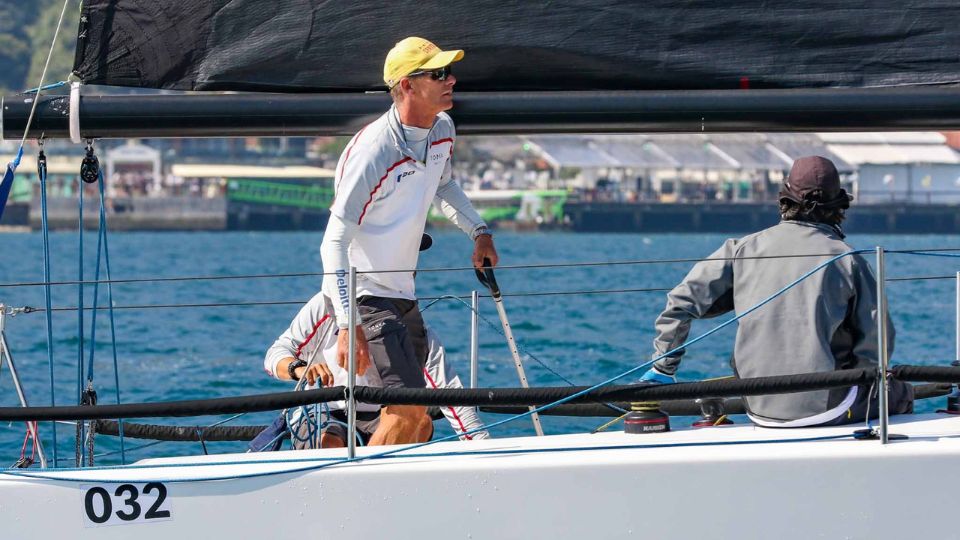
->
xmin=4 ymin=248 xmax=960 ymax=289
xmin=1 ymin=250 xmax=867 ymax=482
xmin=5 ymin=275 xmax=949 ymax=314
xmin=76 ymin=172 xmax=85 ymax=467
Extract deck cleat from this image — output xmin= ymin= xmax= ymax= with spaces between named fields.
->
xmin=692 ymin=397 xmax=734 ymax=428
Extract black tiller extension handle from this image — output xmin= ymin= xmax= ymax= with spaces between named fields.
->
xmin=474 ymin=257 xmax=500 ymax=298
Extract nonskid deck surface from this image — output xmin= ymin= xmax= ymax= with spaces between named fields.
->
xmin=4 ymin=413 xmax=959 ymax=483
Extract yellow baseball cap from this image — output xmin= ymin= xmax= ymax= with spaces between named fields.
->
xmin=384 ymin=37 xmax=464 ymax=88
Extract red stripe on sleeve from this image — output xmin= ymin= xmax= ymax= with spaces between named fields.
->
xmin=423 ymin=368 xmax=473 ymax=440
xmin=295 ymin=314 xmax=331 ymax=359
xmin=357 ymin=157 xmax=414 ymax=224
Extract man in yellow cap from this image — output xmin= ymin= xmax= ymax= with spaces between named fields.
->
xmin=319 ymin=37 xmax=498 ymax=445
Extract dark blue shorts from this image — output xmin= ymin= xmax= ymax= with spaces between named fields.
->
xmin=358 ymin=296 xmax=427 ymax=390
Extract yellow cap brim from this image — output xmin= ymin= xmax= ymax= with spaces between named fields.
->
xmin=418 ymin=49 xmax=464 ymax=70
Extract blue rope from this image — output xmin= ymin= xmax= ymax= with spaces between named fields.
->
xmin=423 ymin=294 xmax=628 ymax=413
xmin=84 ymin=195 xmax=103 ymax=386
xmin=37 ymin=150 xmax=58 ymax=467
xmin=5 ymin=248 xmax=869 ymax=480
xmin=96 ymin=170 xmax=126 ymax=464
xmin=22 ymin=81 xmax=67 ymax=94
xmin=93 ymin=439 xmax=166 ymax=459
xmin=896 ymin=251 xmax=960 ymax=260
xmin=80 ymin=168 xmax=108 ymax=465
xmin=0 ymin=428 xmax=870 ymax=476
xmin=77 ymin=178 xmax=86 ymax=466
xmin=1 ymin=432 xmax=859 ymax=484
xmin=220 ymin=249 xmax=871 ymax=476
xmin=8 ymin=249 xmax=870 ymax=482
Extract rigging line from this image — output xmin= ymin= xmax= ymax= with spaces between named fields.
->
xmin=97 ymin=169 xmax=125 ymax=465
xmin=895 ymin=251 xmax=960 ymax=259
xmin=425 ymin=295 xmax=607 ymax=386
xmin=422 ymin=295 xmax=580 ymax=385
xmin=92 ymin=439 xmax=166 ymax=459
xmin=22 ymin=81 xmax=67 ymax=94
xmin=253 ymin=250 xmax=873 ymax=475
xmin=80 ymin=155 xmax=108 ymax=466
xmin=76 ymin=176 xmax=85 ymax=468
xmin=18 ymin=0 xmax=72 ymax=150
xmin=5 ymin=248 xmax=952 ymax=289
xmin=886 ymin=274 xmax=956 ymax=282
xmin=2 ymin=432 xmax=859 ymax=483
xmin=0 ymin=267 xmax=949 ymax=290
xmin=422 ymin=295 xmax=626 ymax=414
xmin=194 ymin=249 xmax=874 ymax=475
xmin=38 ymin=148 xmax=58 ymax=467
xmin=18 ymin=287 xmax=669 ymax=313
xmin=206 ymin=413 xmax=246 ymax=429
xmin=12 ymin=269 xmax=941 ymax=315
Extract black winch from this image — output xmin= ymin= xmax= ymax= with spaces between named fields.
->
xmin=624 ymin=402 xmax=670 ymax=434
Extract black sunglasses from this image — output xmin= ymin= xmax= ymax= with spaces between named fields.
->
xmin=407 ymin=65 xmax=452 ymax=82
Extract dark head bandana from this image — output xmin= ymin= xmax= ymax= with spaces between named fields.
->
xmin=779 ymin=155 xmax=851 ymax=211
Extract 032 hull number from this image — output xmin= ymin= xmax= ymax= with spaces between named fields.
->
xmin=82 ymin=482 xmax=172 ymax=526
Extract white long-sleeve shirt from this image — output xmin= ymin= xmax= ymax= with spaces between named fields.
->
xmin=264 ymin=292 xmax=489 ymax=440
xmin=320 ymin=106 xmax=486 ymax=327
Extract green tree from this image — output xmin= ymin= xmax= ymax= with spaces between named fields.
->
xmin=24 ymin=0 xmax=80 ymax=91
xmin=0 ymin=1 xmax=43 ymax=92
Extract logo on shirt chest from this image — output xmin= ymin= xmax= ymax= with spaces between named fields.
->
xmin=396 ymin=170 xmax=415 ymax=183
xmin=430 ymin=152 xmax=446 ymax=162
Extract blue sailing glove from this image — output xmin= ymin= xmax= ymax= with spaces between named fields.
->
xmin=639 ymin=366 xmax=677 ymax=384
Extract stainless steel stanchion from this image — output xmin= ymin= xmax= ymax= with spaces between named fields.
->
xmin=470 ymin=290 xmax=479 ymax=389
xmin=876 ymin=247 xmax=889 ymax=444
xmin=0 ymin=305 xmax=48 ymax=467
xmin=347 ymin=267 xmax=358 ymax=459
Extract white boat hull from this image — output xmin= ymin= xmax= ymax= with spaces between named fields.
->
xmin=2 ymin=413 xmax=958 ymax=539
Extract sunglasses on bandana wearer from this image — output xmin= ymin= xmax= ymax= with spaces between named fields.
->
xmin=407 ymin=65 xmax=452 ymax=82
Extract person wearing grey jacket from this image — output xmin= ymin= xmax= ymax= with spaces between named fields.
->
xmin=640 ymin=156 xmax=913 ymax=427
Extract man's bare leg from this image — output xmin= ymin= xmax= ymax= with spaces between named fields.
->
xmin=414 ymin=412 xmax=434 ymax=442
xmin=321 ymin=433 xmax=345 ymax=448
xmin=368 ymin=404 xmax=428 ymax=445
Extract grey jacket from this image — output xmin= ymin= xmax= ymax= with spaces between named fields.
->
xmin=652 ymin=221 xmax=893 ymax=423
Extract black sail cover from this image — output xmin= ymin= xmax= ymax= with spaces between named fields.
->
xmin=73 ymin=0 xmax=960 ymax=93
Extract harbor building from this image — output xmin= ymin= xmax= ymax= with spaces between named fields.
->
xmin=2 ymin=133 xmax=959 ymax=233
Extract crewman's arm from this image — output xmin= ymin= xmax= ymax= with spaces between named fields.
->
xmin=651 ymin=239 xmax=737 ymax=375
xmin=263 ymin=295 xmax=336 ymax=386
xmin=433 ymin=138 xmax=498 ymax=268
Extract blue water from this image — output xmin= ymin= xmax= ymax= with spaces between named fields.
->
xmin=0 ymin=230 xmax=958 ymax=466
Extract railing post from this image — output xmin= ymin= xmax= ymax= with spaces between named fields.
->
xmin=347 ymin=266 xmax=358 ymax=459
xmin=470 ymin=290 xmax=479 ymax=389
xmin=876 ymin=247 xmax=889 ymax=444
xmin=0 ymin=305 xmax=48 ymax=468
xmin=955 ymin=272 xmax=959 ymax=366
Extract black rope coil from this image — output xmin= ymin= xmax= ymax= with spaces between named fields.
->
xmin=481 ymin=382 xmax=953 ymax=417
xmin=891 ymin=366 xmax=960 ymax=383
xmin=93 ymin=420 xmax=272 ymax=442
xmin=84 ymin=382 xmax=953 ymax=442
xmin=0 ymin=368 xmax=879 ymax=422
